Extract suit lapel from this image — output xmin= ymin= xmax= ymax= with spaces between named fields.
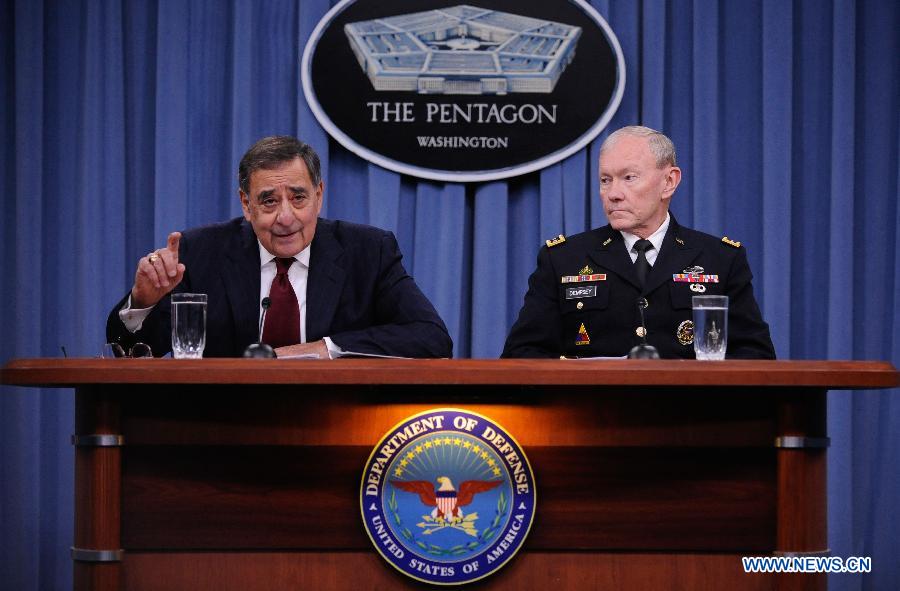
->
xmin=222 ymin=221 xmax=262 ymax=346
xmin=642 ymin=216 xmax=700 ymax=295
xmin=587 ymin=227 xmax=641 ymax=290
xmin=305 ymin=220 xmax=346 ymax=342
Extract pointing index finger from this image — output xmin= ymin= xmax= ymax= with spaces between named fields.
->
xmin=167 ymin=232 xmax=181 ymax=255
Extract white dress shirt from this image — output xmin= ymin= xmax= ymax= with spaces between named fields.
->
xmin=621 ymin=212 xmax=670 ymax=266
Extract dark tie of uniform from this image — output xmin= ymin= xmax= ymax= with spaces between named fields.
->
xmin=261 ymin=257 xmax=300 ymax=348
xmin=633 ymin=239 xmax=654 ymax=289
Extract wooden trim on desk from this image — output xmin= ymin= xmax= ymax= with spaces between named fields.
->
xmin=3 ymin=358 xmax=898 ymax=389
xmin=74 ymin=387 xmax=123 ymax=591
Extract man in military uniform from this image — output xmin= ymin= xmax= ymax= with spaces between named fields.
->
xmin=502 ymin=126 xmax=775 ymax=359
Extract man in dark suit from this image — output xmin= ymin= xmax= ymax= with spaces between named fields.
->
xmin=107 ymin=136 xmax=452 ymax=359
xmin=502 ymin=126 xmax=775 ymax=359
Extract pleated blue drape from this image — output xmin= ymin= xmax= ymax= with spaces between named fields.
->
xmin=1 ymin=1 xmax=898 ymax=589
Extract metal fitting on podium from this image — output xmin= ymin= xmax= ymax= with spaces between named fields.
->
xmin=71 ymin=547 xmax=124 ymax=562
xmin=774 ymin=548 xmax=831 ymax=557
xmin=70 ymin=434 xmax=124 ymax=447
xmin=774 ymin=436 xmax=830 ymax=449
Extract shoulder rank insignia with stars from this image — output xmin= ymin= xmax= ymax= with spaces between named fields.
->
xmin=721 ymin=236 xmax=741 ymax=248
xmin=546 ymin=234 xmax=566 ymax=248
xmin=675 ymin=237 xmax=685 ymax=246
xmin=601 ymin=237 xmax=612 ymax=247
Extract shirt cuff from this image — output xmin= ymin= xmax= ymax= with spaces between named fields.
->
xmin=323 ymin=337 xmax=344 ymax=359
xmin=118 ymin=295 xmax=154 ymax=333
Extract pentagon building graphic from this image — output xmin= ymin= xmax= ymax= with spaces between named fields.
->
xmin=344 ymin=5 xmax=582 ymax=95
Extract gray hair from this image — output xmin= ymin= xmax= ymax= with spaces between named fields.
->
xmin=600 ymin=125 xmax=677 ymax=168
xmin=238 ymin=136 xmax=322 ymax=194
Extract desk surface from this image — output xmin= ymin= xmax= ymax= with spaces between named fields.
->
xmin=6 ymin=357 xmax=892 ymax=591
xmin=2 ymin=358 xmax=897 ymax=388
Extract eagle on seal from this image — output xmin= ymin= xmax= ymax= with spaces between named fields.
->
xmin=391 ymin=476 xmax=502 ymax=521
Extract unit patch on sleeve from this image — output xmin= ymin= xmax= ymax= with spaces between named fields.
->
xmin=575 ymin=323 xmax=591 ymax=345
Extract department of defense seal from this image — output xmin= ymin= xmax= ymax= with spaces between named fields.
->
xmin=361 ymin=408 xmax=536 ymax=585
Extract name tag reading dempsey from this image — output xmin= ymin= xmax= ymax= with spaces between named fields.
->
xmin=566 ymin=285 xmax=597 ymax=299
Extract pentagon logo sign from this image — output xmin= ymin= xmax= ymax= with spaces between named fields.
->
xmin=361 ymin=408 xmax=536 ymax=585
xmin=303 ymin=0 xmax=625 ymax=182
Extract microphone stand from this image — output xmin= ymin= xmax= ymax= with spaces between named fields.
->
xmin=243 ymin=297 xmax=276 ymax=358
xmin=628 ymin=298 xmax=660 ymax=359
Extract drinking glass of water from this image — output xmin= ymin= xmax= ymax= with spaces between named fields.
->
xmin=171 ymin=293 xmax=207 ymax=359
xmin=692 ymin=295 xmax=728 ymax=360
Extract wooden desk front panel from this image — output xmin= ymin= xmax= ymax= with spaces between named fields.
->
xmin=124 ymin=552 xmax=776 ymax=591
xmin=119 ymin=384 xmax=779 ymax=553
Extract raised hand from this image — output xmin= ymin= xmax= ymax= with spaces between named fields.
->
xmin=130 ymin=232 xmax=186 ymax=309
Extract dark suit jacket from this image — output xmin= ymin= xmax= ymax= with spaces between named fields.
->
xmin=501 ymin=216 xmax=776 ymax=359
xmin=107 ymin=217 xmax=452 ymax=358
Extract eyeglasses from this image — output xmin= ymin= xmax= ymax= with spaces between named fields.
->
xmin=102 ymin=342 xmax=153 ymax=358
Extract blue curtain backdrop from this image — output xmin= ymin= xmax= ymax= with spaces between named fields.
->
xmin=1 ymin=0 xmax=898 ymax=588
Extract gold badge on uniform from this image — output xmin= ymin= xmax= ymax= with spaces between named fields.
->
xmin=721 ymin=236 xmax=741 ymax=248
xmin=575 ymin=323 xmax=591 ymax=345
xmin=677 ymin=320 xmax=694 ymax=345
xmin=579 ymin=264 xmax=593 ymax=275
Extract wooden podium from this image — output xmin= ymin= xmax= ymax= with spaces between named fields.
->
xmin=2 ymin=359 xmax=897 ymax=591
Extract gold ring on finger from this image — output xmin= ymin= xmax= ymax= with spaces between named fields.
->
xmin=148 ymin=252 xmax=160 ymax=263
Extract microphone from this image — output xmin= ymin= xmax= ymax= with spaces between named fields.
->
xmin=628 ymin=298 xmax=660 ymax=359
xmin=258 ymin=296 xmax=271 ymax=342
xmin=243 ymin=297 xmax=276 ymax=358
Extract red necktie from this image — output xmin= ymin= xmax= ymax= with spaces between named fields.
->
xmin=261 ymin=258 xmax=300 ymax=348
